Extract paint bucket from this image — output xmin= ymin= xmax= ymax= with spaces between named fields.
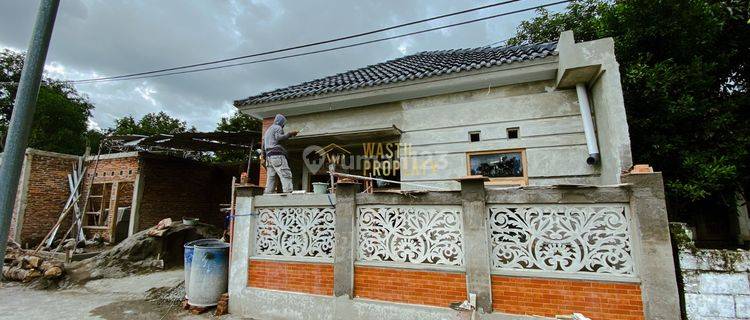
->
xmin=183 ymin=239 xmax=219 ymax=300
xmin=187 ymin=239 xmax=230 ymax=307
xmin=312 ymin=182 xmax=329 ymax=194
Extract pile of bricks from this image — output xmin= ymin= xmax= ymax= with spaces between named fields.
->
xmin=215 ymin=293 xmax=229 ymax=316
xmin=180 ymin=293 xmax=229 ymax=316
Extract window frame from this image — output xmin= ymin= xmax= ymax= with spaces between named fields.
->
xmin=465 ymin=148 xmax=528 ymax=186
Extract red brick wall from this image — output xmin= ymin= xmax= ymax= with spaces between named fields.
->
xmin=15 ymin=152 xmax=79 ymax=247
xmin=85 ymin=155 xmax=139 ymax=184
xmin=137 ymin=156 xmax=231 ymax=231
xmin=80 ymin=154 xmax=139 ymax=241
xmin=258 ymin=117 xmax=274 ymax=188
xmin=248 ymin=260 xmax=334 ymax=295
xmin=354 ymin=266 xmax=467 ymax=307
xmin=491 ymin=275 xmax=644 ymax=319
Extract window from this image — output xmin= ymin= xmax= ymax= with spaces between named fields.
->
xmin=507 ymin=127 xmax=519 ymax=139
xmin=466 ymin=149 xmax=527 ymax=185
xmin=469 ymin=131 xmax=480 ymax=142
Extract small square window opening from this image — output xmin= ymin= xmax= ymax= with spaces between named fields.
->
xmin=469 ymin=131 xmax=481 ymax=142
xmin=507 ymin=127 xmax=519 ymax=139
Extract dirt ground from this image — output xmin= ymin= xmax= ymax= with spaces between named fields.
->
xmin=0 ymin=269 xmax=243 ymax=320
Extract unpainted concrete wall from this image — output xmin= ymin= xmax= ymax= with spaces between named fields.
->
xmin=281 ymin=79 xmax=602 ymax=190
xmin=556 ymin=31 xmax=633 ymax=184
xmin=230 ymin=174 xmax=679 ymax=320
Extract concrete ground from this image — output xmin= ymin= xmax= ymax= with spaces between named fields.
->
xmin=0 ymin=269 xmax=243 ymax=320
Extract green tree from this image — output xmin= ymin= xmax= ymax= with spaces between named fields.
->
xmin=85 ymin=129 xmax=105 ymax=154
xmin=507 ymin=0 xmax=750 ymax=220
xmin=213 ymin=111 xmax=262 ymax=163
xmin=1 ymin=49 xmax=93 ymax=155
xmin=216 ymin=111 xmax=262 ymax=133
xmin=110 ymin=111 xmax=195 ymax=136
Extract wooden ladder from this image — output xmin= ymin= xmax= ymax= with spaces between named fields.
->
xmin=82 ymin=183 xmax=109 ymax=230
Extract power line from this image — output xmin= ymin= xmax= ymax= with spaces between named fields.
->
xmin=69 ymin=0 xmax=526 ymax=83
xmin=71 ymin=0 xmax=569 ymax=84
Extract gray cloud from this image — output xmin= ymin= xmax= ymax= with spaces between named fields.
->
xmin=0 ymin=0 xmax=562 ymax=131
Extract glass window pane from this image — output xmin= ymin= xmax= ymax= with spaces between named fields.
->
xmin=469 ymin=152 xmax=523 ymax=178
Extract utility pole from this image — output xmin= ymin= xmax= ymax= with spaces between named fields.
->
xmin=0 ymin=0 xmax=60 ymax=273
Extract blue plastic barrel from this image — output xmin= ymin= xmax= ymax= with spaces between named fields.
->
xmin=187 ymin=239 xmax=230 ymax=307
xmin=183 ymin=239 xmax=219 ymax=300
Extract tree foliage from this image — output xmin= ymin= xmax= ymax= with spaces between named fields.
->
xmin=216 ymin=110 xmax=262 ymax=133
xmin=109 ymin=111 xmax=195 ymax=136
xmin=213 ymin=111 xmax=262 ymax=163
xmin=0 ymin=49 xmax=93 ymax=155
xmin=507 ymin=0 xmax=750 ymax=218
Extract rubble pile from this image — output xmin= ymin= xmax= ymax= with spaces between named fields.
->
xmin=66 ymin=221 xmax=221 ymax=283
xmin=3 ymin=241 xmax=65 ymax=283
xmin=145 ymin=280 xmax=186 ymax=304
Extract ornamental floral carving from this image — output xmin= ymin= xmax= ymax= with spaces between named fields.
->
xmin=358 ymin=206 xmax=463 ymax=266
xmin=255 ymin=207 xmax=335 ymax=259
xmin=488 ymin=205 xmax=634 ymax=275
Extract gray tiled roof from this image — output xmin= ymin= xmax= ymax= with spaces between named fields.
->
xmin=234 ymin=41 xmax=557 ymax=106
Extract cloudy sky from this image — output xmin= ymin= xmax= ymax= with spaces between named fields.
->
xmin=0 ymin=0 xmax=564 ymax=131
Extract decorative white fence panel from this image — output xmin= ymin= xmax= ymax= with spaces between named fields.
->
xmin=254 ymin=207 xmax=335 ymax=260
xmin=357 ymin=205 xmax=464 ymax=267
xmin=488 ymin=205 xmax=635 ymax=277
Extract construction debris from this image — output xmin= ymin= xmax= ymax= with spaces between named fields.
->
xmin=2 ymin=266 xmax=42 ymax=282
xmin=629 ymin=164 xmax=654 ymax=174
xmin=215 ymin=293 xmax=229 ymax=316
xmin=188 ymin=305 xmax=209 ymax=315
xmin=66 ymin=221 xmax=220 ymax=283
xmin=146 ymin=280 xmax=186 ymax=304
xmin=3 ymin=245 xmax=66 ymax=283
xmin=147 ymin=218 xmax=173 ymax=237
xmin=556 ymin=313 xmax=592 ymax=320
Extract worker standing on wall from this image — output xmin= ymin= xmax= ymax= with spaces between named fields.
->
xmin=263 ymin=114 xmax=298 ymax=193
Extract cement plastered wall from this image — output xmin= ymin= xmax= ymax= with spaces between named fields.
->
xmin=284 ymin=78 xmax=603 ymax=190
xmin=674 ymin=223 xmax=750 ymax=319
xmin=230 ymin=188 xmax=574 ymax=320
xmin=231 ymin=174 xmax=679 ymax=320
xmin=579 ymin=39 xmax=633 ymax=185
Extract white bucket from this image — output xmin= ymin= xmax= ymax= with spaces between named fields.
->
xmin=312 ymin=182 xmax=329 ymax=194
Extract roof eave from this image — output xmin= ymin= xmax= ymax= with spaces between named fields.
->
xmin=237 ymin=55 xmax=559 ymax=119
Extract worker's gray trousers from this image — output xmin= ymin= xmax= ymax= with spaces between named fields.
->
xmin=264 ymin=155 xmax=293 ymax=193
